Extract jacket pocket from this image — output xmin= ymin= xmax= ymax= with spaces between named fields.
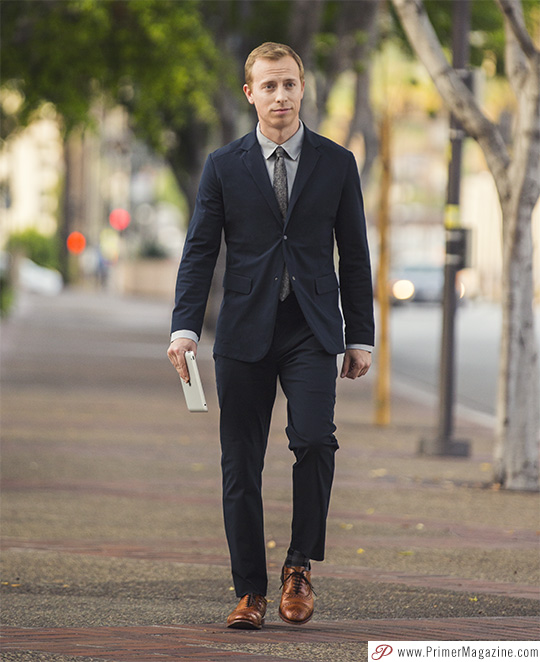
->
xmin=223 ymin=271 xmax=252 ymax=295
xmin=315 ymin=272 xmax=339 ymax=295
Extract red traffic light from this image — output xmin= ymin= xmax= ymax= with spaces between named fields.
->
xmin=109 ymin=208 xmax=131 ymax=231
xmin=66 ymin=231 xmax=86 ymax=254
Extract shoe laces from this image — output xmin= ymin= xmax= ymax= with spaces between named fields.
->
xmin=245 ymin=593 xmax=263 ymax=607
xmin=281 ymin=568 xmax=316 ymax=596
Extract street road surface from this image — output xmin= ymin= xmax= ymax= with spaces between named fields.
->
xmin=388 ymin=301 xmax=540 ymax=421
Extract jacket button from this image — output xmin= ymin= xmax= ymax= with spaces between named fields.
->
xmin=283 ymin=235 xmax=288 ymax=240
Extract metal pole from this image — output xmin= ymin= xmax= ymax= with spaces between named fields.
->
xmin=374 ymin=110 xmax=392 ymax=426
xmin=421 ymin=0 xmax=471 ymax=457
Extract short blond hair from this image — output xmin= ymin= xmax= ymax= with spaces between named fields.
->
xmin=245 ymin=42 xmax=305 ymax=87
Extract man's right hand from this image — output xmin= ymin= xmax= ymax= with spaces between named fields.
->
xmin=167 ymin=338 xmax=198 ymax=383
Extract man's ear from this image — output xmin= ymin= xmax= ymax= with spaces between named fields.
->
xmin=243 ymin=84 xmax=255 ymax=105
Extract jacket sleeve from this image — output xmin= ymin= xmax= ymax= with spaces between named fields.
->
xmin=171 ymin=154 xmax=224 ymax=338
xmin=335 ymin=152 xmax=375 ymax=347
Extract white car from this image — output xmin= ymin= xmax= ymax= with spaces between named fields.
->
xmin=16 ymin=256 xmax=63 ymax=295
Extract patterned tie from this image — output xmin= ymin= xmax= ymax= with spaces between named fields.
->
xmin=273 ymin=146 xmax=291 ymax=301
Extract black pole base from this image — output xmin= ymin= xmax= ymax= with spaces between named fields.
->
xmin=418 ymin=438 xmax=471 ymax=457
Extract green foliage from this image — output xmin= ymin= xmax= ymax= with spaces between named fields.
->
xmin=1 ymin=0 xmax=111 ymax=135
xmin=314 ymin=32 xmax=340 ymax=68
xmin=104 ymin=0 xmax=221 ymax=153
xmin=389 ymin=0 xmax=538 ymax=74
xmin=1 ymin=0 xmax=221 ymax=145
xmin=0 ymin=250 xmax=15 ymax=317
xmin=5 ymin=229 xmax=60 ymax=271
xmin=155 ymin=168 xmax=188 ymax=218
xmin=0 ymin=277 xmax=14 ymax=318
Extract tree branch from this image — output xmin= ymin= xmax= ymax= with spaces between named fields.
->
xmin=495 ymin=0 xmax=537 ymax=60
xmin=391 ymin=0 xmax=511 ymax=203
xmin=503 ymin=15 xmax=529 ymax=96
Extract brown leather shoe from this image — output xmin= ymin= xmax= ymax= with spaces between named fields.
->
xmin=279 ymin=565 xmax=315 ymax=625
xmin=226 ymin=593 xmax=267 ymax=630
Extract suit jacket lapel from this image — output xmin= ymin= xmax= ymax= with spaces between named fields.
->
xmin=286 ymin=128 xmax=320 ymax=226
xmin=241 ymin=132 xmax=283 ymax=224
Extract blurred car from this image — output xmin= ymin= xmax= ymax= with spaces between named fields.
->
xmin=388 ymin=264 xmax=465 ymax=304
xmin=0 ymin=252 xmax=63 ymax=296
xmin=18 ymin=257 xmax=63 ymax=295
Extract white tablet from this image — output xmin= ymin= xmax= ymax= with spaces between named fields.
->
xmin=181 ymin=351 xmax=208 ymax=412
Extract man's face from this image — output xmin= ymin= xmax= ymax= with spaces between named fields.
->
xmin=243 ymin=56 xmax=305 ymax=141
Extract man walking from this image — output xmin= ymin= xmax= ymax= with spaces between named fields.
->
xmin=168 ymin=42 xmax=374 ymax=629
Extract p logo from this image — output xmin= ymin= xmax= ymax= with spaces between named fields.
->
xmin=371 ymin=644 xmax=394 ymax=661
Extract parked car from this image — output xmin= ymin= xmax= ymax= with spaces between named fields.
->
xmin=0 ymin=252 xmax=63 ymax=296
xmin=388 ymin=264 xmax=465 ymax=304
xmin=18 ymin=257 xmax=63 ymax=295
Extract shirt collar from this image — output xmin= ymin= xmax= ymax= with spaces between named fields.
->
xmin=256 ymin=122 xmax=304 ymax=161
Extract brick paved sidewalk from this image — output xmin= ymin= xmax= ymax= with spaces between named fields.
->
xmin=1 ymin=290 xmax=538 ymax=662
xmin=2 ymin=618 xmax=539 ymax=662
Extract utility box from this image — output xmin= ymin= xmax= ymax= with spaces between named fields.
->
xmin=445 ymin=227 xmax=471 ymax=270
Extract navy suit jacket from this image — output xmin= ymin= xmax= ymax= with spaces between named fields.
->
xmin=171 ymin=125 xmax=374 ymax=362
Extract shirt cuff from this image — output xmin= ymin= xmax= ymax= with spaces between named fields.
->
xmin=346 ymin=344 xmax=373 ymax=352
xmin=170 ymin=330 xmax=199 ymax=344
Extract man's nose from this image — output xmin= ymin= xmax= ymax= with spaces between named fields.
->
xmin=275 ymin=84 xmax=288 ymax=101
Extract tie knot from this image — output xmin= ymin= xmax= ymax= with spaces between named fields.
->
xmin=275 ymin=146 xmax=286 ymax=159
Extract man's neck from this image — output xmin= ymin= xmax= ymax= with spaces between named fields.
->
xmin=258 ymin=120 xmax=301 ymax=146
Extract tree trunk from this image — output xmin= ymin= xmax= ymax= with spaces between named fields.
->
xmin=391 ymin=0 xmax=540 ymax=489
xmin=346 ymin=67 xmax=380 ymax=184
xmin=494 ymin=198 xmax=539 ymax=489
xmin=494 ymin=34 xmax=540 ymax=490
xmin=166 ymin=120 xmax=209 ymax=214
xmin=344 ymin=2 xmax=381 ymax=184
xmin=59 ymin=137 xmax=72 ymax=283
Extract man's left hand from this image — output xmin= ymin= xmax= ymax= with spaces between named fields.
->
xmin=340 ymin=348 xmax=371 ymax=379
